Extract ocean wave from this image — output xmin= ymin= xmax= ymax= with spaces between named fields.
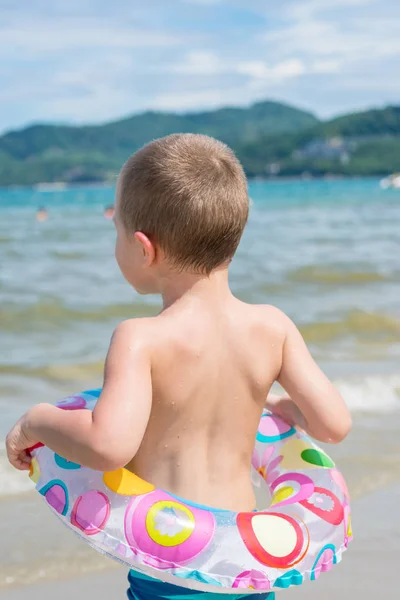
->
xmin=50 ymin=250 xmax=87 ymax=260
xmin=288 ymin=265 xmax=395 ymax=285
xmin=335 ymin=374 xmax=400 ymax=413
xmin=0 ymin=360 xmax=104 ymax=382
xmin=300 ymin=310 xmax=400 ymax=344
xmin=0 ymin=446 xmax=34 ymax=498
xmin=0 ymin=300 xmax=154 ymax=332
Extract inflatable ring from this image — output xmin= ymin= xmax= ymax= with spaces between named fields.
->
xmin=29 ymin=389 xmax=352 ymax=592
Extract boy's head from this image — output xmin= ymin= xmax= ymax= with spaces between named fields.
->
xmin=114 ymin=133 xmax=249 ymax=293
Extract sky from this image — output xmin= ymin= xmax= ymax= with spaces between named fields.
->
xmin=0 ymin=0 xmax=399 ymax=134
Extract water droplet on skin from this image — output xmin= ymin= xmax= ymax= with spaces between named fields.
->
xmin=164 ymin=444 xmax=168 ymax=449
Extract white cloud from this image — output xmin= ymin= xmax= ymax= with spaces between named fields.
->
xmin=169 ymin=51 xmax=226 ymax=75
xmin=273 ymin=59 xmax=306 ymax=79
xmin=236 ymin=61 xmax=269 ymax=79
xmin=151 ymin=89 xmax=227 ymax=112
xmin=183 ymin=0 xmax=224 ymax=4
xmin=237 ymin=59 xmax=306 ymax=80
xmin=311 ymin=60 xmax=340 ymax=74
xmin=0 ymin=24 xmax=181 ymax=59
xmin=0 ymin=0 xmax=400 ymax=132
xmin=170 ymin=54 xmax=309 ymax=82
xmin=262 ymin=1 xmax=400 ymax=64
xmin=281 ymin=0 xmax=377 ymax=20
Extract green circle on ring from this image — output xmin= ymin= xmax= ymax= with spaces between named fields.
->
xmin=301 ymin=449 xmax=335 ymax=468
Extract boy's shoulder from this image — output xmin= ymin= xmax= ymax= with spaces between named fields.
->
xmin=111 ymin=316 xmax=161 ymax=349
xmin=111 ymin=306 xmax=297 ymax=354
xmin=245 ymin=302 xmax=294 ymax=335
xmin=114 ymin=314 xmax=164 ymax=332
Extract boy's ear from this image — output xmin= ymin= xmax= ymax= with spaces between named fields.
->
xmin=134 ymin=231 xmax=156 ymax=266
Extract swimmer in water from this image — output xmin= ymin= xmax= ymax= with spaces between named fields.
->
xmin=6 ymin=134 xmax=352 ymax=600
xmin=104 ymin=204 xmax=115 ymax=219
xmin=36 ymin=207 xmax=48 ymax=222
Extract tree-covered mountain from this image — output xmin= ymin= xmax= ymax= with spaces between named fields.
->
xmin=1 ymin=102 xmax=400 ymax=186
xmin=0 ymin=101 xmax=317 ymax=186
xmin=236 ymin=106 xmax=400 ymax=178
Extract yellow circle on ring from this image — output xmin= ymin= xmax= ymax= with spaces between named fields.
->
xmin=146 ymin=500 xmax=195 ymax=547
xmin=271 ymin=485 xmax=294 ymax=505
xmin=29 ymin=458 xmax=41 ymax=484
xmin=103 ymin=469 xmax=155 ymax=496
xmin=347 ymin=515 xmax=353 ymax=538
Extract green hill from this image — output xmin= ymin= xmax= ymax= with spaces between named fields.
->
xmin=314 ymin=106 xmax=400 ymax=138
xmin=0 ymin=101 xmax=317 ymax=186
xmin=236 ymin=106 xmax=400 ymax=177
xmin=1 ymin=102 xmax=400 ymax=185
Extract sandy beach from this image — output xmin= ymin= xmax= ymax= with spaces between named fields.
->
xmin=1 ymin=484 xmax=398 ymax=600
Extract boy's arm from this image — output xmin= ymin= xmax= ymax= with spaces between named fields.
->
xmin=9 ymin=321 xmax=152 ymax=471
xmin=273 ymin=310 xmax=352 ymax=443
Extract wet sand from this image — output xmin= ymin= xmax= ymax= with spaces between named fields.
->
xmin=1 ymin=485 xmax=397 ymax=600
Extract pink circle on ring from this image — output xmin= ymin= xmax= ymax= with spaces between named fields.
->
xmin=124 ymin=490 xmax=216 ymax=569
xmin=233 ymin=570 xmax=271 ymax=590
xmin=71 ymin=490 xmax=110 ymax=535
xmin=44 ymin=484 xmax=67 ymax=514
xmin=312 ymin=547 xmax=335 ymax=580
xmin=57 ymin=396 xmax=87 ymax=410
xmin=258 ymin=415 xmax=293 ymax=438
xmin=267 ymin=455 xmax=283 ymax=474
xmin=270 ymin=473 xmax=314 ymax=507
xmin=331 ymin=469 xmax=350 ymax=500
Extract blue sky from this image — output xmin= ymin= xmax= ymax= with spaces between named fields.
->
xmin=1 ymin=0 xmax=399 ymax=133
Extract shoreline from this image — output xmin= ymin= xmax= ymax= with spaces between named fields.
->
xmin=0 ymin=175 xmax=385 ymax=192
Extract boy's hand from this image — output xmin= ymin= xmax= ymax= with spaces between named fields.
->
xmin=6 ymin=415 xmax=37 ymax=471
xmin=266 ymin=393 xmax=307 ymax=431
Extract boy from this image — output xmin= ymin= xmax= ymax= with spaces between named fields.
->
xmin=6 ymin=134 xmax=351 ymax=599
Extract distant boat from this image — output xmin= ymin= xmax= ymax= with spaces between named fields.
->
xmin=380 ymin=174 xmax=400 ymax=189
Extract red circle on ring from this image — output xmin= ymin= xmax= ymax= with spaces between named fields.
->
xmin=299 ymin=487 xmax=344 ymax=526
xmin=236 ymin=511 xmax=308 ymax=569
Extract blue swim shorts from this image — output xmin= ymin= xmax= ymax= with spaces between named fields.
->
xmin=127 ymin=570 xmax=275 ymax=600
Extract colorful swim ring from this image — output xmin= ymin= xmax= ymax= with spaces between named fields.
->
xmin=29 ymin=389 xmax=352 ymax=593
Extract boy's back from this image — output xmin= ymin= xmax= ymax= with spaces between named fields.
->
xmin=6 ymin=133 xmax=352 ymax=600
xmin=126 ymin=295 xmax=284 ymax=511
xmin=7 ymin=133 xmax=351 ymax=519
xmin=121 ymin=282 xmax=350 ymax=512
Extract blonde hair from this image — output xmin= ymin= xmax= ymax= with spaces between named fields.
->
xmin=118 ymin=133 xmax=249 ymax=274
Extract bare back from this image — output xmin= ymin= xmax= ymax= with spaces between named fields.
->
xmin=126 ymin=299 xmax=284 ymax=511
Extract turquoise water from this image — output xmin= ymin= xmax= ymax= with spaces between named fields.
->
xmin=1 ymin=178 xmax=400 ymax=435
xmin=1 ymin=178 xmax=400 ymax=588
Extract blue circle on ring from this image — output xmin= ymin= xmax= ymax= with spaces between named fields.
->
xmin=256 ymin=414 xmax=296 ymax=443
xmin=82 ymin=388 xmax=102 ymax=398
xmin=310 ymin=544 xmax=337 ymax=581
xmin=274 ymin=570 xmax=303 ymax=588
xmin=54 ymin=453 xmax=81 ymax=470
xmin=173 ymin=570 xmax=222 ymax=587
xmin=39 ymin=479 xmax=69 ymax=516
